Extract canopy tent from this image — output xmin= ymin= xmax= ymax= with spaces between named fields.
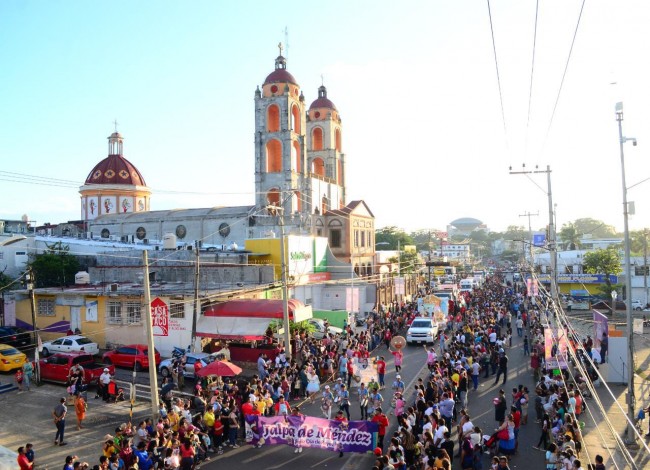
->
xmin=196 ymin=299 xmax=312 ymax=341
xmin=196 ymin=360 xmax=242 ymax=377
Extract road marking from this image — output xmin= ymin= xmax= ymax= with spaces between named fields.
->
xmin=241 ymin=446 xmax=283 ymax=463
xmin=264 ymin=455 xmax=304 ymax=469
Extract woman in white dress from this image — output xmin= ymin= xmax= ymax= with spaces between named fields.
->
xmin=306 ymin=366 xmax=320 ymax=403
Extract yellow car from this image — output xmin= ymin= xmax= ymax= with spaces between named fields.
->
xmin=0 ymin=344 xmax=27 ymax=372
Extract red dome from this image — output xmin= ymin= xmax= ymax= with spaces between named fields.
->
xmin=263 ymin=69 xmax=298 ymax=86
xmin=263 ymin=55 xmax=299 ymax=86
xmin=309 ymin=96 xmax=337 ymax=111
xmin=309 ymin=85 xmax=337 ymax=111
xmin=85 ymin=154 xmax=147 ymax=186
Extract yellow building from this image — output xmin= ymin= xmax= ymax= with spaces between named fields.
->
xmin=13 ymin=288 xmax=109 ymax=347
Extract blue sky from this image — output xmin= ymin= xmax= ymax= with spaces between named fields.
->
xmin=1 ymin=1 xmax=650 ymax=234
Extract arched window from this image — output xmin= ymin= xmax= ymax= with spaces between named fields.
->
xmin=312 ymin=157 xmax=325 ymax=177
xmin=337 ymin=160 xmax=343 ymax=184
xmin=335 ymin=128 xmax=341 ymax=151
xmin=267 ymin=104 xmax=280 ymax=132
xmin=291 ymin=104 xmax=301 ymax=134
xmin=291 ymin=140 xmax=301 ymax=173
xmin=266 ymin=139 xmax=282 ymax=172
xmin=311 ymin=127 xmax=323 ymax=150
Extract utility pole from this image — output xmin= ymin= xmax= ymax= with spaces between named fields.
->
xmin=26 ymin=267 xmax=37 ymax=345
xmin=428 ymin=230 xmax=433 ymax=289
xmin=277 ymin=209 xmax=292 ymax=361
xmin=519 ymin=211 xmax=539 ymax=264
xmin=190 ymin=240 xmax=200 ymax=352
xmin=643 ymin=228 xmax=648 ymax=308
xmin=509 ymin=165 xmax=557 ymax=301
xmin=142 ymin=250 xmax=160 ymax=419
xmin=615 ymin=102 xmax=636 ymax=443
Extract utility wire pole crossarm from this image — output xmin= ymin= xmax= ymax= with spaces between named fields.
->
xmin=509 ymin=165 xmax=557 ymax=302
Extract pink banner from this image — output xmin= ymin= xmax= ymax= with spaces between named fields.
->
xmin=246 ymin=415 xmax=378 ymax=453
xmin=544 ymin=328 xmax=568 ymax=369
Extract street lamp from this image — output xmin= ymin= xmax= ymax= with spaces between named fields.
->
xmin=611 ymin=289 xmax=617 ymax=317
xmin=615 ymin=101 xmax=637 ymax=442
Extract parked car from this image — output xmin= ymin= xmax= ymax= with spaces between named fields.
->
xmin=158 ymin=352 xmax=215 ymax=379
xmin=103 ymin=344 xmax=161 ymax=371
xmin=406 ymin=317 xmax=439 ymax=345
xmin=632 ymin=300 xmax=645 ymax=311
xmin=0 ymin=344 xmax=28 ymax=372
xmin=41 ymin=335 xmax=99 ymax=356
xmin=39 ymin=352 xmax=114 ymax=384
xmin=307 ymin=318 xmax=343 ymax=339
xmin=0 ymin=326 xmax=32 ymax=349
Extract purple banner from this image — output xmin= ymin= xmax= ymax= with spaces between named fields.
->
xmin=246 ymin=415 xmax=378 ymax=453
xmin=593 ymin=310 xmax=608 ymax=348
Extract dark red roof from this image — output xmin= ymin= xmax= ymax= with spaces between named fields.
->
xmin=309 ymin=97 xmax=337 ymax=111
xmin=263 ymin=69 xmax=299 ymax=86
xmin=84 ymin=154 xmax=147 ymax=186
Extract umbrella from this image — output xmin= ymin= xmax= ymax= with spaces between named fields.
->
xmin=196 ymin=360 xmax=242 ymax=378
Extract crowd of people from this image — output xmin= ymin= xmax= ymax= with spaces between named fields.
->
xmin=28 ymin=271 xmax=619 ymax=470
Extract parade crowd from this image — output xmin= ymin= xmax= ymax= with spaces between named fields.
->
xmin=24 ymin=273 xmax=615 ymax=470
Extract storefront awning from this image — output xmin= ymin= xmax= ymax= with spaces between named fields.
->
xmin=196 ymin=317 xmax=275 ymax=341
xmin=196 ymin=299 xmax=312 ymax=341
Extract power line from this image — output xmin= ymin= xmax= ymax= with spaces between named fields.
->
xmin=486 ymin=0 xmax=509 ymax=152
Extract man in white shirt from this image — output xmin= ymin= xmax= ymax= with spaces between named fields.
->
xmin=433 ymin=418 xmax=448 ymax=447
xmin=97 ymin=368 xmax=111 ymax=400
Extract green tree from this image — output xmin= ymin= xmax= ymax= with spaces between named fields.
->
xmin=559 ymin=222 xmax=581 ymax=250
xmin=29 ymin=241 xmax=80 ymax=288
xmin=573 ymin=218 xmax=618 ymax=238
xmin=583 ymin=247 xmax=621 ymax=299
xmin=0 ymin=271 xmax=13 ymax=290
xmin=630 ymin=228 xmax=649 ymax=256
xmin=503 ymin=225 xmax=527 ymax=241
xmin=375 ymin=226 xmax=414 ymax=250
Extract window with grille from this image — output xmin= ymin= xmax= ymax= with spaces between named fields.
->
xmin=329 ymin=229 xmax=342 ymax=248
xmin=37 ymin=298 xmax=55 ymax=316
xmin=107 ymin=301 xmax=123 ymax=324
xmin=126 ymin=301 xmax=142 ymax=324
xmin=170 ymin=301 xmax=185 ymax=319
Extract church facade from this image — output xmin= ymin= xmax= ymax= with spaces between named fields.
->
xmin=86 ymin=50 xmax=375 ymax=275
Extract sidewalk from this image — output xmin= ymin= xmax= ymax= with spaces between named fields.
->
xmin=562 ymin=314 xmax=650 ymax=469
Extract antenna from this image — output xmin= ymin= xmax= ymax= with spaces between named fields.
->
xmin=283 ymin=26 xmax=289 ymax=59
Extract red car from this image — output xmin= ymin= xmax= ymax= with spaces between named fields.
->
xmin=102 ymin=344 xmax=161 ymax=371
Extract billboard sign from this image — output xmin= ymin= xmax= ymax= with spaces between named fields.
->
xmin=151 ymin=297 xmax=169 ymax=337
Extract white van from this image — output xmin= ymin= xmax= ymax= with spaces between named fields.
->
xmin=459 ymin=278 xmax=474 ymax=292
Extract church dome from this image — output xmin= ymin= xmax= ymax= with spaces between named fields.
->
xmin=85 ymin=154 xmax=147 ymax=186
xmin=84 ymin=131 xmax=147 ymax=186
xmin=263 ymin=55 xmax=299 ymax=86
xmin=309 ymin=85 xmax=337 ymax=111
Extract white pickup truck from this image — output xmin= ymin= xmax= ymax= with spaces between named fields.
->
xmin=406 ymin=317 xmax=439 ymax=345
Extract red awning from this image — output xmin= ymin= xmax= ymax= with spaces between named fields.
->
xmin=196 ymin=299 xmax=312 ymax=341
xmin=203 ymin=299 xmax=310 ymax=321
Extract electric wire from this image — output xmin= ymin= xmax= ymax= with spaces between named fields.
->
xmin=541 ymin=0 xmax=588 ymax=154
xmin=525 ymin=0 xmax=540 ymax=156
xmin=529 ymin=266 xmax=650 ymax=465
xmin=486 ymin=0 xmax=509 ymax=153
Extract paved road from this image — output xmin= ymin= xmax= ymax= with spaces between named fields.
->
xmin=202 ymin=329 xmax=547 ymax=470
xmin=0 ymin=327 xmax=547 ymax=470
